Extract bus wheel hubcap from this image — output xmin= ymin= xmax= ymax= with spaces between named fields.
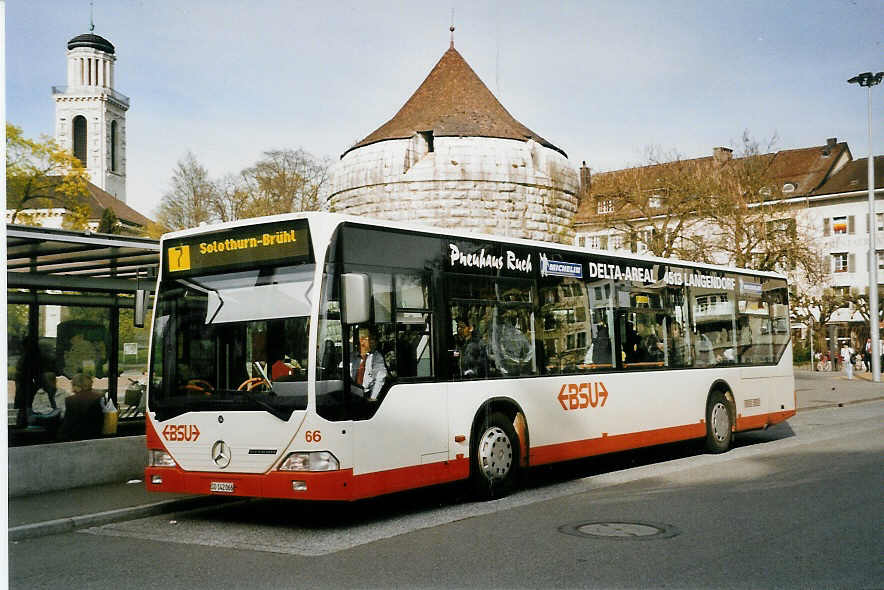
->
xmin=711 ymin=402 xmax=729 ymax=442
xmin=478 ymin=426 xmax=513 ymax=481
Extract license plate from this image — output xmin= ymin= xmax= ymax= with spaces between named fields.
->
xmin=210 ymin=481 xmax=234 ymax=493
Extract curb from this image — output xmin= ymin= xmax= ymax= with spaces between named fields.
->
xmin=8 ymin=496 xmax=228 ymax=542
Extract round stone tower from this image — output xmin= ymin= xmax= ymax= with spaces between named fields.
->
xmin=325 ymin=42 xmax=578 ymax=244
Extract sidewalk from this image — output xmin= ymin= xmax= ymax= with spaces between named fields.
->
xmin=8 ymin=479 xmax=224 ymax=541
xmin=9 ymin=370 xmax=884 ymax=541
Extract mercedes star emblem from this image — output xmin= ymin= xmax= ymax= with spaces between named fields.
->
xmin=212 ymin=440 xmax=231 ymax=469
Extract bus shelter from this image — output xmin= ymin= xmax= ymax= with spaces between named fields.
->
xmin=6 ymin=224 xmax=159 ymax=445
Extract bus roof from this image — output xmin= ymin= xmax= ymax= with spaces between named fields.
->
xmin=160 ymin=212 xmax=788 ymax=281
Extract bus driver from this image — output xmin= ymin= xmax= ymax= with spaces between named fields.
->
xmin=350 ymin=328 xmax=388 ymax=401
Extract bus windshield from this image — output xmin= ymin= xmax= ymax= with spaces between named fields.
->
xmin=149 ymin=264 xmax=314 ymax=421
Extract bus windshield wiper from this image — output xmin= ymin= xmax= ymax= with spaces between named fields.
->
xmin=238 ymin=389 xmax=288 ymax=421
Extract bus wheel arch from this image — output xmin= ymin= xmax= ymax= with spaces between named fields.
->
xmin=705 ymin=381 xmax=735 ymax=453
xmin=469 ymin=398 xmax=528 ymax=499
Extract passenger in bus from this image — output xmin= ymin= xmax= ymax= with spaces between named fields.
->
xmin=641 ymin=333 xmax=664 ymax=362
xmin=457 ymin=319 xmax=489 ymax=378
xmin=350 ymin=329 xmax=388 ymax=401
xmin=695 ymin=332 xmax=716 ymax=366
xmin=591 ymin=323 xmax=612 ymax=365
xmin=667 ymin=322 xmax=686 ymax=367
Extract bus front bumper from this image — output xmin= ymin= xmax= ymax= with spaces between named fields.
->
xmin=145 ymin=466 xmax=356 ymax=501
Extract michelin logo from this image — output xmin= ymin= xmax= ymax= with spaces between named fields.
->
xmin=540 ymin=253 xmax=583 ymax=278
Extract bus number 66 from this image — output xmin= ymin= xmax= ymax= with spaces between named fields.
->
xmin=304 ymin=430 xmax=321 ymax=443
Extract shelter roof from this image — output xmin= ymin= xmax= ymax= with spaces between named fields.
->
xmin=7 ymin=224 xmax=159 ymax=293
xmin=344 ymin=46 xmax=566 ymax=158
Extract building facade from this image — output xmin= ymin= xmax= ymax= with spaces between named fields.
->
xmin=573 ymin=141 xmax=884 ymax=350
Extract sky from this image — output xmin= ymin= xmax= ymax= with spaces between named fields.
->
xmin=6 ymin=0 xmax=884 ymax=220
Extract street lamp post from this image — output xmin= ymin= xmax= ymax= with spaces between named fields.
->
xmin=848 ymin=71 xmax=883 ymax=383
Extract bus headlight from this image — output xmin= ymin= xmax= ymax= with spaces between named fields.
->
xmin=278 ymin=451 xmax=340 ymax=472
xmin=148 ymin=450 xmax=177 ymax=467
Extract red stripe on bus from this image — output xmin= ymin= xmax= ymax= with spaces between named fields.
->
xmin=529 ymin=409 xmax=795 ymax=466
xmin=530 ymin=422 xmax=707 ymax=466
xmin=145 ymin=458 xmax=470 ymax=502
xmin=145 ymin=415 xmax=168 ymax=451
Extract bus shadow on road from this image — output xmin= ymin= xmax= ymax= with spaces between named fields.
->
xmin=192 ymin=421 xmax=797 ymax=531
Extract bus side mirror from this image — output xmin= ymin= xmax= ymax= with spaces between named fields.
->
xmin=134 ymin=289 xmax=147 ymax=328
xmin=341 ymin=273 xmax=371 ymax=325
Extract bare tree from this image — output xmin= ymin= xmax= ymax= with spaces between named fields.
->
xmin=592 ymin=147 xmax=710 ymax=258
xmin=700 ymin=133 xmax=825 ymax=282
xmin=155 ymin=152 xmax=217 ymax=231
xmin=238 ymin=149 xmax=330 ymax=218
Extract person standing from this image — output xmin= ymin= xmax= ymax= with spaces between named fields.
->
xmin=864 ymin=338 xmax=872 ymax=372
xmin=840 ymin=343 xmax=854 ymax=380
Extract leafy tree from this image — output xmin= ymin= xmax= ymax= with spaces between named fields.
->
xmin=6 ymin=123 xmax=90 ymax=227
xmin=98 ymin=208 xmax=120 ymax=234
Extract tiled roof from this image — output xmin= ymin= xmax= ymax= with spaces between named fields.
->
xmin=814 ymin=156 xmax=884 ymax=195
xmin=574 ymin=142 xmax=853 ymax=225
xmin=765 ymin=142 xmax=850 ymax=196
xmin=15 ymin=178 xmax=153 ymax=228
xmin=84 ymin=182 xmax=153 ymax=227
xmin=344 ymin=46 xmax=566 ymax=158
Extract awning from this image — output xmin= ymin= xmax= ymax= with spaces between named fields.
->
xmin=6 ymin=224 xmax=160 ymax=298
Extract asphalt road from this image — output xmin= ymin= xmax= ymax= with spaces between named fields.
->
xmin=10 ymin=400 xmax=883 ymax=589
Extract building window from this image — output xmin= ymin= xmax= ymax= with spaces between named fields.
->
xmin=110 ymin=120 xmax=118 ymax=172
xmin=597 ymin=199 xmax=614 ymax=215
xmin=832 ymin=216 xmax=849 ymax=235
xmin=609 ymin=234 xmax=624 ymax=251
xmin=418 ymin=130 xmax=434 ymax=153
xmin=577 ymin=236 xmax=586 ymax=247
xmin=832 ymin=252 xmax=849 ymax=273
xmin=648 ymin=195 xmax=662 ymax=208
xmin=73 ymin=115 xmax=87 ymax=165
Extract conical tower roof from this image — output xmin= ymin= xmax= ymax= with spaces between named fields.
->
xmin=344 ymin=46 xmax=566 ymax=158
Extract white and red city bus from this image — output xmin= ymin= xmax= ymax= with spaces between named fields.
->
xmin=145 ymin=213 xmax=795 ymax=500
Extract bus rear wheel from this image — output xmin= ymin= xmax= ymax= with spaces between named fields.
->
xmin=471 ymin=412 xmax=520 ymax=499
xmin=705 ymin=391 xmax=733 ymax=453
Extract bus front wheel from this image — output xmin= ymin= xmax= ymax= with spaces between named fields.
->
xmin=471 ymin=412 xmax=520 ymax=499
xmin=705 ymin=391 xmax=733 ymax=453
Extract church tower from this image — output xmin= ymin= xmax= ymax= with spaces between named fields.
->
xmin=53 ymin=22 xmax=129 ymax=203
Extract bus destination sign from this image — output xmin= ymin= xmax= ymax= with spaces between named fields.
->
xmin=166 ymin=223 xmax=310 ymax=273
